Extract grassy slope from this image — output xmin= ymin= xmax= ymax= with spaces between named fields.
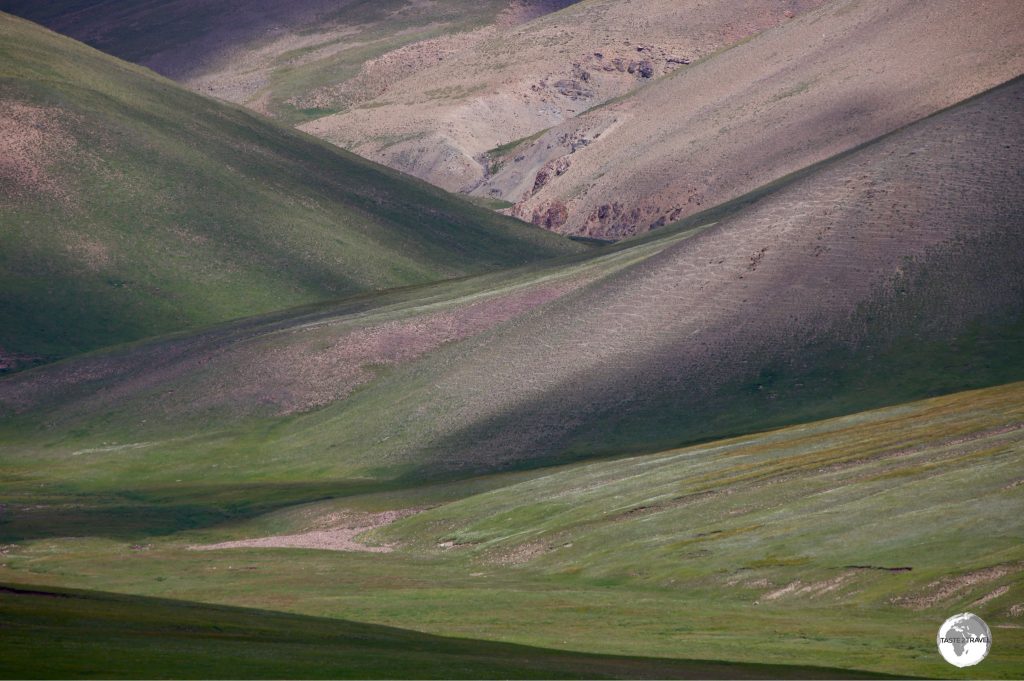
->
xmin=382 ymin=381 xmax=1024 ymax=609
xmin=2 ymin=76 xmax=1022 ymax=488
xmin=247 ymin=75 xmax=1024 ymax=480
xmin=0 ymin=13 xmax=580 ymax=363
xmin=0 ymin=384 xmax=1020 ymax=678
xmin=0 ymin=221 xmax=701 ymax=490
xmin=2 ymin=584 xmax=894 ymax=681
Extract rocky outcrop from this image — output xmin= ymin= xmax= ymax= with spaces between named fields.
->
xmin=530 ymin=156 xmax=572 ymax=194
xmin=530 ymin=200 xmax=570 ymax=230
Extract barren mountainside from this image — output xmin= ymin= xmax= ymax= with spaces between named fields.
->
xmin=0 ymin=0 xmax=582 ymax=122
xmin=298 ymin=0 xmax=827 ymax=193
xmin=486 ymin=0 xmax=1024 ymax=237
xmin=309 ymin=75 xmax=1024 ymax=474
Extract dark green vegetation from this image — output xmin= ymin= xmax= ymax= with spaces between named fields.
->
xmin=0 ymin=583 xmax=902 ymax=679
xmin=0 ymin=13 xmax=579 ymax=363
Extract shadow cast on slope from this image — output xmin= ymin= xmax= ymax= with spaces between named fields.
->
xmin=0 ymin=581 xmax=908 ymax=679
xmin=0 ymin=480 xmax=394 ymax=543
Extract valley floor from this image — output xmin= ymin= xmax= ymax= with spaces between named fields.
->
xmin=1 ymin=382 xmax=1022 ymax=678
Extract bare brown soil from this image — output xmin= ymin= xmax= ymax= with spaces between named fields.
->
xmin=487 ymin=540 xmax=549 ymax=565
xmin=761 ymin=572 xmax=858 ymax=602
xmin=972 ymin=586 xmax=1011 ymax=607
xmin=892 ymin=563 xmax=1022 ymax=610
xmin=190 ymin=509 xmax=419 ymax=553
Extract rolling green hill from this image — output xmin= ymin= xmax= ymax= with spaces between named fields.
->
xmin=3 ymin=583 xmax=896 ymax=680
xmin=2 ymin=76 xmax=1022 ymax=490
xmin=2 ymin=6 xmax=1022 ymax=681
xmin=0 ymin=13 xmax=580 ymax=366
xmin=0 ymin=384 xmax=1019 ymax=678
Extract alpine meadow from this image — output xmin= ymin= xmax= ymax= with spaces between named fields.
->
xmin=0 ymin=1 xmax=1022 ymax=679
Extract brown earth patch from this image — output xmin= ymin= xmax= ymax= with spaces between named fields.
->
xmin=891 ymin=563 xmax=1023 ymax=610
xmin=189 ymin=508 xmax=419 ymax=553
xmin=487 ymin=540 xmax=549 ymax=565
xmin=972 ymin=585 xmax=1010 ymax=607
xmin=761 ymin=571 xmax=858 ymax=601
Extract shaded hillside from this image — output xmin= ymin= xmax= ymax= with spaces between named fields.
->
xmin=483 ymin=0 xmax=1024 ymax=237
xmin=0 ymin=14 xmax=580 ymax=366
xmin=1 ymin=77 xmax=1021 ymax=487
xmin=2 ymin=583 xmax=894 ymax=679
xmin=362 ymin=75 xmax=1024 ymax=475
xmin=0 ymin=0 xmax=344 ymax=80
xmin=0 ymin=224 xmax=690 ymax=441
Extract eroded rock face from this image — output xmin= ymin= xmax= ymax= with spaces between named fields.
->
xmin=578 ymin=202 xmax=650 ymax=239
xmin=530 ymin=156 xmax=572 ymax=194
xmin=531 ymin=201 xmax=570 ymax=230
